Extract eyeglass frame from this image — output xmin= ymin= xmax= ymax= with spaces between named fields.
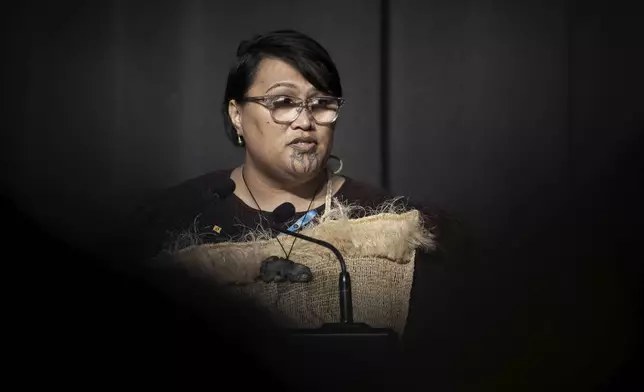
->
xmin=236 ymin=94 xmax=346 ymax=125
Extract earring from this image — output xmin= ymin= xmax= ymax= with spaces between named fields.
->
xmin=327 ymin=154 xmax=343 ymax=175
xmin=237 ymin=134 xmax=245 ymax=147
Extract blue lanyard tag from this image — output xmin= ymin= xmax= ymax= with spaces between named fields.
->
xmin=287 ymin=210 xmax=318 ymax=233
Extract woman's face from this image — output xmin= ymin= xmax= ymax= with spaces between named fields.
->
xmin=229 ymin=58 xmax=337 ymax=182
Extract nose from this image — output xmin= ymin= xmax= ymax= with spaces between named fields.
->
xmin=290 ymin=106 xmax=314 ymax=130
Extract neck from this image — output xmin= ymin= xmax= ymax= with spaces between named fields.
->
xmin=239 ymin=162 xmax=327 ymax=212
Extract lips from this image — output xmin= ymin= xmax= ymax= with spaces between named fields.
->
xmin=289 ymin=137 xmax=317 ymax=145
xmin=288 ymin=137 xmax=318 ymax=152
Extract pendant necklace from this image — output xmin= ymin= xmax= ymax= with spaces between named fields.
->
xmin=241 ymin=166 xmax=327 ymax=262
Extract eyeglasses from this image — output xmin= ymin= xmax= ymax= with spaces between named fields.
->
xmin=238 ymin=95 xmax=345 ymax=125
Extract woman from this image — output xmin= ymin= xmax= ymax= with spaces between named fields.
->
xmin=127 ymin=29 xmax=456 ymax=369
xmin=117 ymin=29 xmax=472 ymax=390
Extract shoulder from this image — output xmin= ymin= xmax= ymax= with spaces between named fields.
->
xmin=336 ymin=176 xmax=446 ymax=231
xmin=120 ymin=169 xmax=235 ymax=253
xmin=138 ymin=169 xmax=234 ymax=214
xmin=158 ymin=169 xmax=234 ymax=203
xmin=335 ymin=176 xmax=396 ymax=209
xmin=334 ymin=177 xmax=468 ymax=255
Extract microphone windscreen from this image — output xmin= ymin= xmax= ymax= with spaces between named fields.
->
xmin=272 ymin=202 xmax=296 ymax=224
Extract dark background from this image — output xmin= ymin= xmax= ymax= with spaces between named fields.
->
xmin=2 ymin=0 xmax=642 ymax=390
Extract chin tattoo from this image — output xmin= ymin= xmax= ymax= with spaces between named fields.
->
xmin=289 ymin=150 xmax=320 ymax=173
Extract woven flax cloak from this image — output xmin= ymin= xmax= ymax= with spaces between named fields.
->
xmin=156 ymin=196 xmax=435 ymax=336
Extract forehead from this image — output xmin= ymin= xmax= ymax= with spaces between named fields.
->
xmin=248 ymin=58 xmax=317 ymax=94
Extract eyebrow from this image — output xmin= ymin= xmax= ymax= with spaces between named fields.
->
xmin=265 ymin=82 xmax=319 ymax=95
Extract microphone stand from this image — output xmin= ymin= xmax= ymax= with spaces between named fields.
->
xmin=270 ymin=225 xmax=353 ymax=324
xmin=270 ymin=210 xmax=400 ymax=389
xmin=271 ymin=224 xmax=397 ymax=338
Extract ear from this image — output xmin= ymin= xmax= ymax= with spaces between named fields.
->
xmin=228 ymin=99 xmax=243 ymax=135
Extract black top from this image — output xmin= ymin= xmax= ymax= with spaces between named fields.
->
xmin=125 ymin=169 xmax=418 ymax=257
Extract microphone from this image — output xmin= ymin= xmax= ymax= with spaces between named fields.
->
xmin=272 ymin=202 xmax=353 ymax=323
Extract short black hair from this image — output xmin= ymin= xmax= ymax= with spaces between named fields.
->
xmin=222 ymin=29 xmax=343 ymax=147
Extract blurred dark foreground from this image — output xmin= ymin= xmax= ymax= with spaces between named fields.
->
xmin=3 ymin=194 xmax=642 ymax=391
xmin=3 ymin=199 xmax=280 ymax=389
xmin=4 ymin=196 xmax=410 ymax=391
